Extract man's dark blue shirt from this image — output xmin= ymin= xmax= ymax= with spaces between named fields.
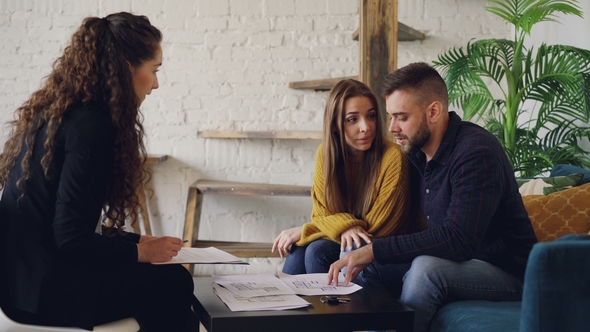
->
xmin=372 ymin=112 xmax=538 ymax=279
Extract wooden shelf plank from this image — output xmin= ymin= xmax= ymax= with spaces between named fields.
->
xmin=352 ymin=28 xmax=359 ymax=40
xmin=352 ymin=22 xmax=425 ymax=42
xmin=146 ymin=154 xmax=168 ymax=165
xmin=288 ymin=76 xmax=358 ymax=91
xmin=398 ymin=22 xmax=425 ymax=41
xmin=192 ymin=240 xmax=279 ymax=258
xmin=182 ymin=179 xmax=310 ymax=270
xmin=198 ymin=130 xmax=322 ymax=139
xmin=195 ymin=179 xmax=311 ymax=196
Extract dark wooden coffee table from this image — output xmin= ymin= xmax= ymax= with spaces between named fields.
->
xmin=192 ymin=277 xmax=414 ymax=332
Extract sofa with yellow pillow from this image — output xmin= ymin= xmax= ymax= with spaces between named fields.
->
xmin=430 ymin=165 xmax=590 ymax=332
xmin=520 ymin=171 xmax=590 ymax=242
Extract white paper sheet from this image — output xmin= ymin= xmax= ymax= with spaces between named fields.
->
xmin=213 ymin=284 xmax=310 ymax=311
xmin=152 ymin=247 xmax=248 ymax=265
xmin=212 ymin=274 xmax=296 ymax=298
xmin=278 ymin=272 xmax=362 ymax=296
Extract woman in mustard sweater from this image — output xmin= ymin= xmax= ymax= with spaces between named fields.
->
xmin=272 ymin=79 xmax=419 ymax=274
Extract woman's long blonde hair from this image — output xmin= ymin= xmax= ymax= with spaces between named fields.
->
xmin=0 ymin=12 xmax=162 ymax=235
xmin=322 ymin=79 xmax=386 ymax=219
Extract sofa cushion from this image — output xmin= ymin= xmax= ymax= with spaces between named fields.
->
xmin=430 ymin=300 xmax=521 ymax=332
xmin=550 ymin=164 xmax=590 ymax=185
xmin=522 ymin=182 xmax=590 ymax=242
xmin=517 ymin=173 xmax=583 ymax=196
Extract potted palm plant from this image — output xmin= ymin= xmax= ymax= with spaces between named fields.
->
xmin=433 ymin=0 xmax=590 ymax=177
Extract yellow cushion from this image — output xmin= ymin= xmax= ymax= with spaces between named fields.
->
xmin=522 ymin=182 xmax=590 ymax=242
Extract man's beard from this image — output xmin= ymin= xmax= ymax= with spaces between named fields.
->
xmin=399 ymin=116 xmax=431 ymax=154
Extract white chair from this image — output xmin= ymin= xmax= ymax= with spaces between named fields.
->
xmin=0 ymin=307 xmax=139 ymax=332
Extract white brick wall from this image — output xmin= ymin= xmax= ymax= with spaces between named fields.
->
xmin=0 ymin=0 xmax=510 ymax=275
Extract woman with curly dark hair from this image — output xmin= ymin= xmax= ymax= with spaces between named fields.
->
xmin=0 ymin=12 xmax=197 ymax=331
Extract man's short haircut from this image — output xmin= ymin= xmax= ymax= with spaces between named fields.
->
xmin=381 ymin=62 xmax=448 ymax=110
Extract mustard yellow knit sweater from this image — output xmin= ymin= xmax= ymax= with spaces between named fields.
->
xmin=296 ymin=140 xmax=411 ymax=246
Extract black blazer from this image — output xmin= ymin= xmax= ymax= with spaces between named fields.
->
xmin=0 ymin=103 xmax=140 ymax=329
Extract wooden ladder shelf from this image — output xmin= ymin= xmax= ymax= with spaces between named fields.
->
xmin=183 ymin=180 xmax=311 ymax=270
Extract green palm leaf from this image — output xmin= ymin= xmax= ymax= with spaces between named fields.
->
xmin=434 ymin=39 xmax=514 ymax=120
xmin=487 ymin=0 xmax=582 ymax=34
xmin=435 ymin=0 xmax=590 ymax=177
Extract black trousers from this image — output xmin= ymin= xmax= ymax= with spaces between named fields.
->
xmin=93 ymin=263 xmax=198 ymax=332
xmin=5 ymin=263 xmax=198 ymax=332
